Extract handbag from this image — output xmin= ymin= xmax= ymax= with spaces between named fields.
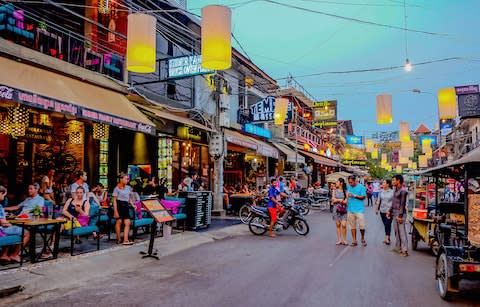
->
xmin=77 ymin=215 xmax=90 ymax=227
xmin=336 ymin=203 xmax=347 ymax=214
xmin=64 ymin=218 xmax=82 ymax=230
xmin=134 ymin=200 xmax=143 ymax=220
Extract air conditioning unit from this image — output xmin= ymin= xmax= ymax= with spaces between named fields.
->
xmin=219 ymin=111 xmax=230 ymax=128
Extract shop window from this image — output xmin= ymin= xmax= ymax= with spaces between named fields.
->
xmin=167 ymin=83 xmax=176 ymax=100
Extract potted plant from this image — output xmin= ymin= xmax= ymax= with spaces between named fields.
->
xmin=32 ymin=205 xmax=43 ymax=220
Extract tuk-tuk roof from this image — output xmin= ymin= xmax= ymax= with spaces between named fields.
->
xmin=411 ymin=146 xmax=480 ymax=176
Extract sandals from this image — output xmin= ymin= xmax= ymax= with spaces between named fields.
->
xmin=362 ymin=240 xmax=367 ymax=247
xmin=336 ymin=241 xmax=342 ymax=245
xmin=351 ymin=242 xmax=358 ymax=246
xmin=122 ymin=241 xmax=134 ymax=245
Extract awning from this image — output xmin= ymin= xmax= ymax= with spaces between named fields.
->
xmin=135 ymin=103 xmax=214 ymax=132
xmin=273 ymin=143 xmax=305 ymax=164
xmin=413 ymin=146 xmax=480 ymax=176
xmin=0 ymin=57 xmax=155 ymax=135
xmin=224 ymin=129 xmax=279 ymax=159
xmin=298 ymin=149 xmax=338 ymax=167
xmin=326 ymin=171 xmax=352 ymax=182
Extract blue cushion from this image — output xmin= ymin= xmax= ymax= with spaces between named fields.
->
xmin=133 ymin=218 xmax=154 ymax=227
xmin=99 ymin=215 xmax=110 ymax=223
xmin=164 ymin=196 xmax=186 ymax=206
xmin=0 ymin=235 xmax=22 ymax=247
xmin=62 ymin=225 xmax=99 ymax=236
xmin=36 ymin=224 xmax=56 ymax=233
xmin=89 ymin=203 xmax=100 ymax=226
xmin=173 ymin=213 xmax=187 ymax=220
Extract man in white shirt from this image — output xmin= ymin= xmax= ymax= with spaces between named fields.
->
xmin=70 ymin=170 xmax=89 ymax=201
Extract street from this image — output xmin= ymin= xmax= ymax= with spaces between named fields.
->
xmin=20 ymin=206 xmax=480 ymax=307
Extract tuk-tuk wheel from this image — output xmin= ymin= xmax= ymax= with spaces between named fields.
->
xmin=431 ymin=240 xmax=440 ymax=256
xmin=437 ymin=253 xmax=453 ymax=300
xmin=411 ymin=229 xmax=418 ymax=250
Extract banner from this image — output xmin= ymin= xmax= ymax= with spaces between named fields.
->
xmin=458 ymin=93 xmax=480 ymax=118
xmin=345 ymin=135 xmax=363 ymax=145
xmin=312 ymin=100 xmax=337 ymax=128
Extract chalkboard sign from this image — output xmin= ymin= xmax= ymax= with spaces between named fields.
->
xmin=142 ymin=199 xmax=174 ymax=223
xmin=458 ymin=94 xmax=480 ymax=118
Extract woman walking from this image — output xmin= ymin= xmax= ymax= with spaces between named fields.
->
xmin=113 ymin=173 xmax=134 ymax=245
xmin=376 ymin=179 xmax=394 ymax=245
xmin=332 ymin=178 xmax=348 ymax=245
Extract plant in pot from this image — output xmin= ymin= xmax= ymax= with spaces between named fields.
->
xmin=32 ymin=205 xmax=43 ymax=220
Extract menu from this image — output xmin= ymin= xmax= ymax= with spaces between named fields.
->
xmin=142 ymin=199 xmax=174 ymax=223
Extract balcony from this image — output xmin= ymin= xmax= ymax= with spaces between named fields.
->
xmin=0 ymin=3 xmax=126 ymax=82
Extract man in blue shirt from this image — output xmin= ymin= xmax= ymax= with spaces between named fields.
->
xmin=347 ymin=176 xmax=367 ymax=246
xmin=278 ymin=177 xmax=286 ymax=193
xmin=268 ymin=178 xmax=281 ymax=238
xmin=5 ymin=183 xmax=44 ymax=216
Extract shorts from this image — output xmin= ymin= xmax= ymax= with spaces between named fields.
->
xmin=373 ymin=192 xmax=379 ymax=198
xmin=116 ymin=200 xmax=131 ymax=220
xmin=347 ymin=212 xmax=365 ymax=230
xmin=333 ymin=212 xmax=347 ymax=222
xmin=268 ymin=207 xmax=277 ymax=224
xmin=0 ymin=225 xmax=23 ymax=236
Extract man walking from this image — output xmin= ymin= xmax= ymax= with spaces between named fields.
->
xmin=388 ymin=174 xmax=409 ymax=257
xmin=347 ymin=176 xmax=367 ymax=246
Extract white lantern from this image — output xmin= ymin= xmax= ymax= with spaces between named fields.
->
xmin=376 ymin=94 xmax=392 ymax=125
xmin=201 ymin=5 xmax=232 ymax=70
xmin=126 ymin=13 xmax=157 ymax=73
xmin=399 ymin=121 xmax=410 ymax=142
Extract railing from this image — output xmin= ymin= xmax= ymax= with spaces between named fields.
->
xmin=0 ymin=2 xmax=126 ymax=81
xmin=280 ymin=75 xmax=316 ymax=102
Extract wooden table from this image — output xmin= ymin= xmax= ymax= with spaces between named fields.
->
xmin=10 ymin=218 xmax=66 ymax=263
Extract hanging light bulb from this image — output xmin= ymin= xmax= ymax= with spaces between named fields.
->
xmin=404 ymin=58 xmax=412 ymax=72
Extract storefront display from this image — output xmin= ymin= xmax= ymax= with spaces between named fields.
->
xmin=158 ymin=136 xmax=173 ymax=191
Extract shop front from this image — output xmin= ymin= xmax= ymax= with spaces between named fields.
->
xmin=297 ymin=147 xmax=338 ymax=186
xmin=0 ymin=56 xmax=156 ymax=198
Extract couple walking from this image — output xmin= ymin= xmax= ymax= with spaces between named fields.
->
xmin=332 ymin=176 xmax=367 ymax=247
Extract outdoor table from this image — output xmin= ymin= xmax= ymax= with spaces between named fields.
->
xmin=229 ymin=193 xmax=255 ymax=213
xmin=10 ymin=218 xmax=66 ymax=263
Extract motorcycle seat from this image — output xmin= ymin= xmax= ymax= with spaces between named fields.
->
xmin=251 ymin=206 xmax=268 ymax=213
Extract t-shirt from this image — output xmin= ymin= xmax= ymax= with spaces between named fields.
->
xmin=113 ymin=185 xmax=132 ymax=202
xmin=372 ymin=182 xmax=380 ymax=193
xmin=268 ymin=186 xmax=280 ymax=208
xmin=378 ymin=189 xmax=394 ymax=213
xmin=279 ymin=181 xmax=286 ymax=193
xmin=19 ymin=195 xmax=45 ymax=214
xmin=70 ymin=182 xmax=89 ymax=201
xmin=347 ymin=184 xmax=366 ymax=213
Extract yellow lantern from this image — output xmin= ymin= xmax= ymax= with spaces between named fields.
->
xmin=201 ymin=5 xmax=232 ymax=70
xmin=371 ymin=150 xmax=378 ymax=159
xmin=93 ymin=123 xmax=110 ymax=140
xmin=8 ymin=106 xmax=29 ymax=137
xmin=381 ymin=153 xmax=387 ymax=163
xmin=66 ymin=120 xmax=84 ymax=145
xmin=399 ymin=121 xmax=410 ymax=142
xmin=376 ymin=94 xmax=392 ymax=124
xmin=425 ymin=148 xmax=433 ymax=159
xmin=412 ymin=162 xmax=417 ymax=169
xmin=399 ymin=156 xmax=408 ymax=164
xmin=422 ymin=138 xmax=431 ymax=154
xmin=274 ymin=98 xmax=289 ymax=126
xmin=437 ymin=88 xmax=457 ymax=120
xmin=396 ymin=165 xmax=402 ymax=173
xmin=126 ymin=13 xmax=157 ymax=73
xmin=400 ymin=140 xmax=414 ymax=158
xmin=419 ymin=155 xmax=428 ymax=168
xmin=365 ymin=139 xmax=374 ymax=152
xmin=0 ymin=113 xmax=10 ymax=135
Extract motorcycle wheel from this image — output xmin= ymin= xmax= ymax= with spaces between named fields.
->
xmin=293 ymin=219 xmax=310 ymax=236
xmin=239 ymin=204 xmax=251 ymax=224
xmin=299 ymin=205 xmax=310 ymax=216
xmin=249 ymin=216 xmax=268 ymax=236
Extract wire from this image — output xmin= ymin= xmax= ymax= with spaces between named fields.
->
xmin=403 ymin=0 xmax=409 ymax=59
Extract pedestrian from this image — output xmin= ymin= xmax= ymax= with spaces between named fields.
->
xmin=388 ymin=174 xmax=409 ymax=257
xmin=366 ymin=182 xmax=373 ymax=206
xmin=372 ymin=180 xmax=381 ymax=203
xmin=70 ymin=170 xmax=89 ymax=201
xmin=113 ymin=172 xmax=134 ymax=245
xmin=346 ymin=175 xmax=367 ymax=246
xmin=376 ymin=179 xmax=394 ymax=245
xmin=267 ymin=178 xmax=281 ymax=238
xmin=332 ymin=178 xmax=348 ymax=245
xmin=278 ymin=177 xmax=287 ymax=193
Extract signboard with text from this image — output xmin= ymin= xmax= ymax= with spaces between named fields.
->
xmin=455 ymin=85 xmax=479 ymax=95
xmin=342 ymin=159 xmax=367 ymax=167
xmin=167 ymin=55 xmax=213 ymax=79
xmin=249 ymin=96 xmax=293 ymax=122
xmin=243 ymin=123 xmax=272 ymax=139
xmin=458 ymin=93 xmax=480 ymax=118
xmin=345 ymin=135 xmax=363 ymax=145
xmin=312 ymin=100 xmax=337 ymax=128
xmin=419 ymin=135 xmax=438 ymax=146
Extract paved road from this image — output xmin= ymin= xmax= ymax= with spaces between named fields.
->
xmin=24 ymin=206 xmax=480 ymax=307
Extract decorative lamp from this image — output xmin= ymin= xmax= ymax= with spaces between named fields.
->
xmin=401 ymin=140 xmax=414 ymax=158
xmin=381 ymin=153 xmax=387 ymax=163
xmin=422 ymin=138 xmax=431 ymax=154
xmin=418 ymin=155 xmax=428 ymax=168
xmin=126 ymin=13 xmax=157 ymax=73
xmin=399 ymin=156 xmax=409 ymax=164
xmin=274 ymin=98 xmax=289 ymax=126
xmin=399 ymin=121 xmax=410 ymax=142
xmin=98 ymin=0 xmax=110 ymax=14
xmin=66 ymin=120 xmax=84 ymax=145
xmin=396 ymin=165 xmax=402 ymax=174
xmin=437 ymin=88 xmax=457 ymax=120
xmin=8 ymin=106 xmax=29 ymax=137
xmin=93 ymin=123 xmax=110 ymax=140
xmin=371 ymin=150 xmax=378 ymax=159
xmin=412 ymin=162 xmax=417 ymax=169
xmin=425 ymin=148 xmax=433 ymax=159
xmin=0 ymin=113 xmax=10 ymax=135
xmin=201 ymin=5 xmax=232 ymax=70
xmin=376 ymin=94 xmax=393 ymax=125
xmin=365 ymin=139 xmax=374 ymax=152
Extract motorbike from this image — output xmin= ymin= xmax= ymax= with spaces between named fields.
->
xmin=239 ymin=194 xmax=268 ymax=224
xmin=306 ymin=188 xmax=331 ymax=211
xmin=248 ymin=201 xmax=310 ymax=236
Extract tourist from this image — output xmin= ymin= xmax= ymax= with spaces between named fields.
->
xmin=240 ymin=183 xmax=250 ymax=194
xmin=0 ymin=185 xmax=30 ymax=264
xmin=62 ymin=186 xmax=91 ymax=244
xmin=5 ymin=183 xmax=44 ymax=216
xmin=41 ymin=168 xmax=56 ymax=204
xmin=143 ymin=177 xmax=158 ymax=196
xmin=366 ymin=182 xmax=373 ymax=207
xmin=113 ymin=173 xmax=134 ymax=245
xmin=332 ymin=178 xmax=348 ymax=245
xmin=376 ymin=179 xmax=394 ymax=245
xmin=267 ymin=178 xmax=281 ymax=238
xmin=191 ymin=174 xmax=201 ymax=191
xmin=278 ymin=177 xmax=287 ymax=193
xmin=347 ymin=176 xmax=367 ymax=246
xmin=70 ymin=170 xmax=89 ymax=201
xmin=372 ymin=180 xmax=381 ymax=203
xmin=92 ymin=183 xmax=108 ymax=207
xmin=388 ymin=174 xmax=409 ymax=257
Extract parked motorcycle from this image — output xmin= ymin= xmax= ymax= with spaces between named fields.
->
xmin=238 ymin=194 xmax=268 ymax=224
xmin=248 ymin=202 xmax=310 ymax=236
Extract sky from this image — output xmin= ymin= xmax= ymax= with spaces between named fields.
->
xmin=187 ymin=0 xmax=480 ymax=137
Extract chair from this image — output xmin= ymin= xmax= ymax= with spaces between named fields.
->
xmin=61 ymin=203 xmax=101 ymax=256
xmin=0 ymin=231 xmax=24 ymax=269
xmin=164 ymin=196 xmax=187 ymax=232
xmin=130 ymin=206 xmax=154 ymax=241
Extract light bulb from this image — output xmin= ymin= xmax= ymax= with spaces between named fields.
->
xmin=404 ymin=59 xmax=412 ymax=72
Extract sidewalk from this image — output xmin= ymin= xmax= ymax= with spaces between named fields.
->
xmin=0 ymin=223 xmax=249 ymax=305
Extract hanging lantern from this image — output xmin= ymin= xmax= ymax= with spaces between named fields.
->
xmin=412 ymin=162 xmax=417 ymax=169
xmin=399 ymin=121 xmax=410 ymax=142
xmin=126 ymin=13 xmax=157 ymax=73
xmin=93 ymin=123 xmax=110 ymax=140
xmin=8 ymin=106 xmax=29 ymax=137
xmin=201 ymin=5 xmax=232 ymax=70
xmin=419 ymin=155 xmax=428 ymax=168
xmin=396 ymin=165 xmax=402 ymax=174
xmin=0 ymin=113 xmax=10 ymax=135
xmin=66 ymin=120 xmax=84 ymax=145
xmin=425 ymin=148 xmax=433 ymax=159
xmin=400 ymin=140 xmax=414 ymax=158
xmin=408 ymin=161 xmax=413 ymax=169
xmin=371 ymin=149 xmax=378 ymax=159
xmin=399 ymin=156 xmax=409 ymax=164
xmin=422 ymin=138 xmax=431 ymax=154
xmin=381 ymin=153 xmax=387 ymax=162
xmin=274 ymin=98 xmax=289 ymax=126
xmin=376 ymin=94 xmax=392 ymax=125
xmin=437 ymin=88 xmax=457 ymax=120
xmin=365 ymin=139 xmax=375 ymax=153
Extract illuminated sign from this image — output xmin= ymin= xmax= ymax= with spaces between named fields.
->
xmin=419 ymin=135 xmax=437 ymax=146
xmin=345 ymin=135 xmax=363 ymax=145
xmin=249 ymin=96 xmax=293 ymax=122
xmin=176 ymin=126 xmax=204 ymax=141
xmin=243 ymin=123 xmax=272 ymax=139
xmin=343 ymin=159 xmax=367 ymax=166
xmin=312 ymin=100 xmax=337 ymax=128
xmin=167 ymin=55 xmax=213 ymax=79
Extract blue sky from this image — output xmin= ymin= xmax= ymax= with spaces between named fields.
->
xmin=188 ymin=0 xmax=480 ymax=137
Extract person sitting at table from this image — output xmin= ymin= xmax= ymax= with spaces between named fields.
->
xmin=62 ymin=186 xmax=90 ymax=244
xmin=5 ymin=183 xmax=44 ymax=216
xmin=0 ymin=185 xmax=30 ymax=264
xmin=240 ymin=184 xmax=250 ymax=194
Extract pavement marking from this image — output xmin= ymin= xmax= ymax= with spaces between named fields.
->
xmin=329 ymin=246 xmax=351 ymax=267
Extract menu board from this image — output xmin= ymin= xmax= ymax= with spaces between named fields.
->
xmin=142 ymin=199 xmax=174 ymax=223
xmin=468 ymin=194 xmax=480 ymax=247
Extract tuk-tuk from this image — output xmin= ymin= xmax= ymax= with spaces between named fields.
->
xmin=412 ymin=147 xmax=480 ymax=300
